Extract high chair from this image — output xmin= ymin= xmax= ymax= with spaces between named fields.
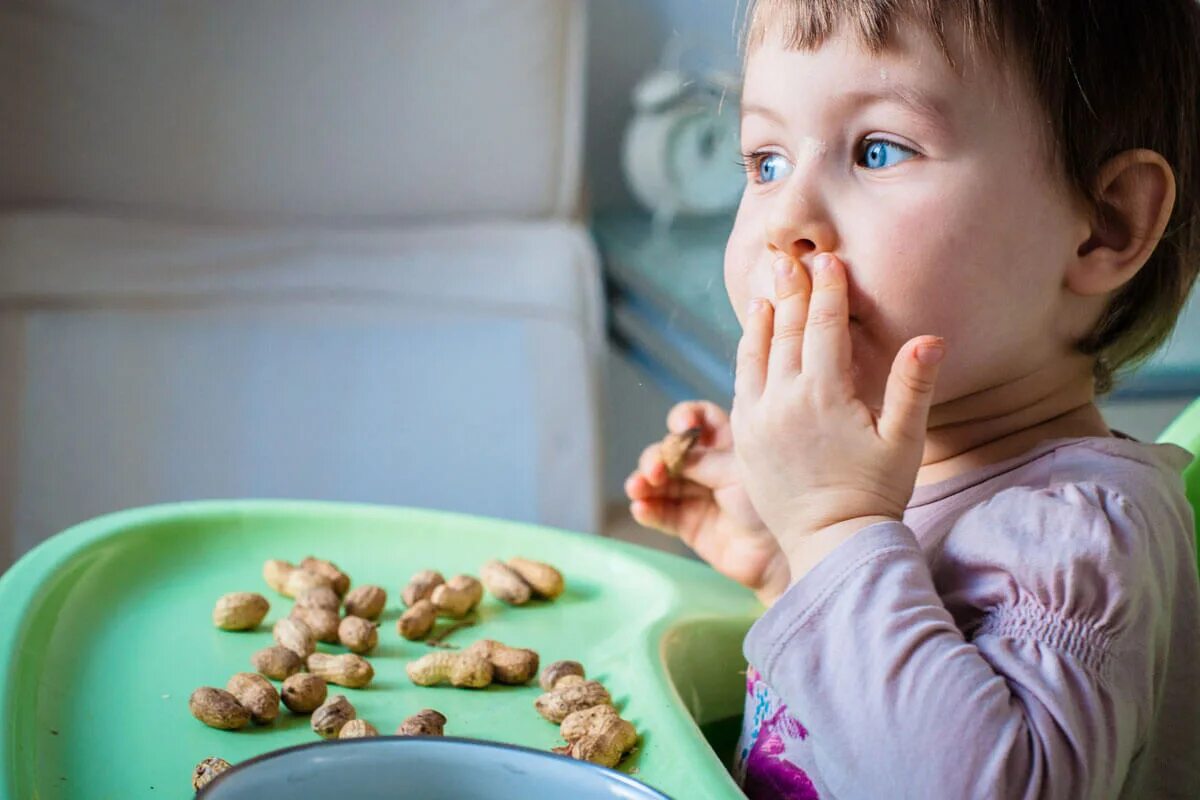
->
xmin=1157 ymin=397 xmax=1200 ymax=571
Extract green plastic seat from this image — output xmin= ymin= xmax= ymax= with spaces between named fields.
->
xmin=1156 ymin=397 xmax=1200 ymax=572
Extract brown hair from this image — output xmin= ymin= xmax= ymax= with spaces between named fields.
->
xmin=738 ymin=0 xmax=1200 ymax=394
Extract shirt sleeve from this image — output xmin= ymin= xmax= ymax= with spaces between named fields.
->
xmin=743 ymin=483 xmax=1159 ymax=800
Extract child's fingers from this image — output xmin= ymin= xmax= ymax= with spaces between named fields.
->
xmin=636 ymin=442 xmax=669 ymax=487
xmin=735 ymin=298 xmax=774 ymax=401
xmin=878 ymin=336 xmax=945 ymax=445
xmin=801 ymin=253 xmax=852 ymax=390
xmin=630 ymin=498 xmax=705 ymax=545
xmin=672 ymin=447 xmax=739 ymax=491
xmin=624 ymin=471 xmax=711 ymax=502
xmin=766 ymin=256 xmax=811 ymax=386
xmin=630 ymin=499 xmax=680 ymax=536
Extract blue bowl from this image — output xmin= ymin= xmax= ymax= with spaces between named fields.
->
xmin=198 ymin=736 xmax=675 ymax=799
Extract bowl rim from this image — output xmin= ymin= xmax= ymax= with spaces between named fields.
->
xmin=197 ymin=735 xmax=674 ymax=799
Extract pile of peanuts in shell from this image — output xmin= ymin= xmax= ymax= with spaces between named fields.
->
xmin=189 ymin=555 xmax=639 ymax=792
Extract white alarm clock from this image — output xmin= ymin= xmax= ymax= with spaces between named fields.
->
xmin=621 ymin=66 xmax=746 ymax=230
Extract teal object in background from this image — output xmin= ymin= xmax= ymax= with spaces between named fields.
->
xmin=0 ymin=501 xmax=760 ymax=799
xmin=1158 ymin=397 xmax=1200 ymax=568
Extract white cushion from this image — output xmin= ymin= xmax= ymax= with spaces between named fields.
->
xmin=0 ymin=0 xmax=585 ymax=222
xmin=0 ymin=212 xmax=604 ymax=561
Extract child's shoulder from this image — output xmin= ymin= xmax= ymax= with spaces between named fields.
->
xmin=1000 ymin=434 xmax=1193 ymax=537
xmin=937 ymin=435 xmax=1196 ymax=618
xmin=948 ymin=433 xmax=1193 ymax=535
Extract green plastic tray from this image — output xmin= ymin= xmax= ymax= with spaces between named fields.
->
xmin=0 ymin=500 xmax=761 ymax=799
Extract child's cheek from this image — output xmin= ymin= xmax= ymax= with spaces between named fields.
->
xmin=724 ymin=238 xmax=758 ymax=328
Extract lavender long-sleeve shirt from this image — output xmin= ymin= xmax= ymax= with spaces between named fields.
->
xmin=734 ymin=435 xmax=1199 ymax=799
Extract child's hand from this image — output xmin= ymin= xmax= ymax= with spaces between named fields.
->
xmin=625 ymin=401 xmax=790 ymax=605
xmin=731 ymin=253 xmax=945 ymax=580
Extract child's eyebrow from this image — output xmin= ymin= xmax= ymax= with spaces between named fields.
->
xmin=838 ymin=86 xmax=953 ymax=129
xmin=742 ymin=85 xmax=953 ymax=135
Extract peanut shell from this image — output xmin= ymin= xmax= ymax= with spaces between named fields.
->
xmin=311 ymin=694 xmax=356 ymax=739
xmin=226 ymin=672 xmax=280 ymax=725
xmin=212 ymin=592 xmax=270 ymax=631
xmin=307 ymin=652 xmax=375 ymax=688
xmin=252 ymin=645 xmax=303 ymax=680
xmin=281 ymin=673 xmax=328 ymax=714
xmin=273 ymin=616 xmax=316 ymax=658
xmin=343 ymin=584 xmax=387 ymax=620
xmin=189 ymin=687 xmax=251 ymax=730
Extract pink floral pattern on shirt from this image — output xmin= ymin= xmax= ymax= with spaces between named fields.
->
xmin=736 ymin=667 xmax=819 ymax=799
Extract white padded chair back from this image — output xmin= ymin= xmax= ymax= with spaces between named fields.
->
xmin=0 ymin=0 xmax=586 ymax=223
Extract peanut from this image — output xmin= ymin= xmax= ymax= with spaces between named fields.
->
xmin=480 ymin=560 xmax=532 ymax=605
xmin=262 ymin=559 xmax=292 ymax=594
xmin=535 ymin=679 xmax=611 ymax=723
xmin=307 ymin=652 xmax=375 ymax=689
xmin=311 ymin=694 xmax=356 ymax=739
xmin=659 ymin=426 xmax=702 ymax=477
xmin=396 ymin=709 xmax=447 ymax=736
xmin=397 ymin=599 xmax=437 ymax=640
xmin=540 ymin=660 xmax=586 ymax=691
xmin=430 ymin=575 xmax=483 ymax=618
xmin=337 ymin=615 xmax=379 ymax=654
xmin=559 ymin=705 xmax=638 ymax=768
xmin=507 ymin=557 xmax=564 ymax=600
xmin=299 ymin=556 xmax=351 ymax=596
xmin=406 ymin=651 xmax=493 ymax=688
xmin=252 ymin=645 xmax=303 ymax=680
xmin=464 ymin=639 xmax=539 ymax=685
xmin=226 ymin=672 xmax=280 ymax=725
xmin=189 ymin=687 xmax=251 ymax=730
xmin=192 ymin=757 xmax=232 ymax=791
xmin=290 ymin=605 xmax=340 ymax=644
xmin=273 ymin=617 xmax=316 ymax=658
xmin=343 ymin=584 xmax=387 ymax=620
xmin=338 ymin=719 xmax=379 ymax=739
xmin=295 ymin=585 xmax=341 ymax=612
xmin=402 ymin=570 xmax=445 ymax=607
xmin=263 ymin=559 xmax=335 ymax=598
xmin=559 ymin=703 xmax=617 ymax=742
xmin=281 ymin=673 xmax=328 ymax=714
xmin=212 ymin=592 xmax=270 ymax=631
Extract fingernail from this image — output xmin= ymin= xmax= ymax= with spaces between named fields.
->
xmin=916 ymin=342 xmax=945 ymax=365
xmin=814 ymin=253 xmax=834 ymax=274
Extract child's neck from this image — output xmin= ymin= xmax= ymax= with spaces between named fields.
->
xmin=916 ymin=356 xmax=1111 ymax=487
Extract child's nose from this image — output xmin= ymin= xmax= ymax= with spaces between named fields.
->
xmin=764 ymin=207 xmax=837 ymax=265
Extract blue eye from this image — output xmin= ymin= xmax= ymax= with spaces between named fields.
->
xmin=859 ymin=139 xmax=916 ymax=170
xmin=739 ymin=152 xmax=792 ymax=184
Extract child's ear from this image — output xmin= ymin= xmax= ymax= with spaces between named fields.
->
xmin=1066 ymin=149 xmax=1176 ymax=297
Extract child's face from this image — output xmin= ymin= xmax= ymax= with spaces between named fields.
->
xmin=727 ymin=18 xmax=1093 ymax=409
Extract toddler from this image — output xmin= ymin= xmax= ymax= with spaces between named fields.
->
xmin=626 ymin=1 xmax=1200 ymax=797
